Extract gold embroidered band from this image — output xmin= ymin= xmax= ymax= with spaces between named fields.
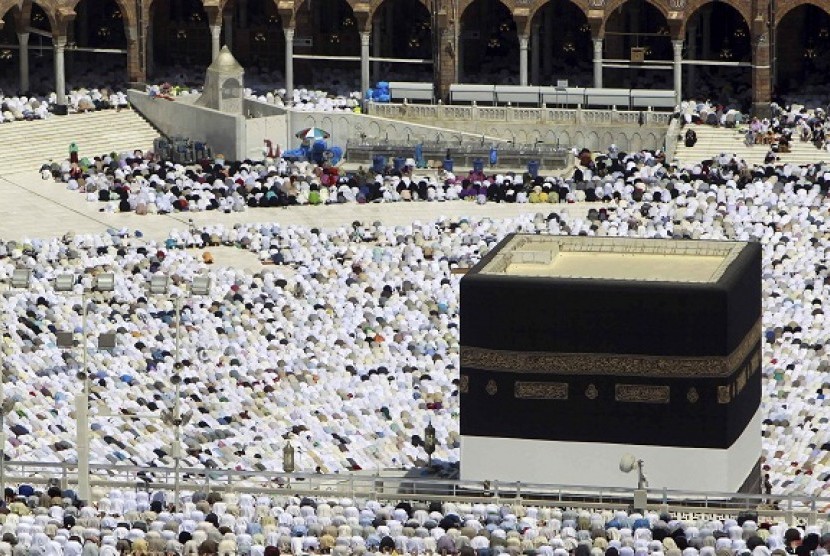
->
xmin=460 ymin=319 xmax=761 ymax=378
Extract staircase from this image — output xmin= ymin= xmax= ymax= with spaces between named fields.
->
xmin=0 ymin=109 xmax=161 ymax=175
xmin=673 ymin=125 xmax=830 ymax=167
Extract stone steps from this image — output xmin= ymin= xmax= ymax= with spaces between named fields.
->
xmin=674 ymin=126 xmax=829 ymax=167
xmin=0 ymin=109 xmax=161 ymax=175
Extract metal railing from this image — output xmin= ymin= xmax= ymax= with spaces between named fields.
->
xmin=368 ymin=103 xmax=674 ymax=127
xmin=5 ymin=460 xmax=829 ymax=524
xmin=344 ymin=139 xmax=572 ymax=169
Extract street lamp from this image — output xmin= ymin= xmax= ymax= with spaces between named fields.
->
xmin=160 ymin=372 xmax=192 ymax=511
xmin=0 ymin=268 xmax=31 ymax=499
xmin=55 ymin=272 xmax=115 ymax=503
xmin=620 ymin=453 xmax=648 ymax=513
xmin=148 ymin=273 xmax=211 ymax=509
xmin=283 ymin=441 xmax=295 ymax=473
xmin=9 ymin=268 xmax=31 ymax=290
xmin=424 ymin=421 xmax=436 ymax=466
xmin=0 ymin=398 xmax=15 ymax=500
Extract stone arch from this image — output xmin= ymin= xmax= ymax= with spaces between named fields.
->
xmin=775 ymin=2 xmax=830 ymax=95
xmin=529 ymin=0 xmax=592 ymax=85
xmin=527 ymin=0 xmax=589 ymax=23
xmin=775 ymin=0 xmax=830 ymax=26
xmin=292 ymin=0 xmax=360 ymax=88
xmin=681 ymin=0 xmax=751 ymax=102
xmin=681 ymin=0 xmax=750 ymax=34
xmin=69 ymin=0 xmax=131 ymax=51
xmin=459 ymin=0 xmax=513 ymax=20
xmin=602 ymin=0 xmax=672 ymax=88
xmin=614 ymin=131 xmax=628 ymax=150
xmin=4 ymin=0 xmax=59 ymax=34
xmin=601 ymin=0 xmax=669 ymax=34
xmin=291 ymin=0 xmax=363 ymax=27
xmin=587 ymin=130 xmax=599 ymax=150
xmin=630 ymin=132 xmax=643 ymax=152
xmin=68 ymin=0 xmax=135 ymax=30
xmin=0 ymin=9 xmax=17 ymax=63
xmin=368 ymin=121 xmax=382 ymax=137
xmin=682 ymin=0 xmax=751 ymax=56
xmin=574 ymin=130 xmax=585 ymax=148
xmin=220 ymin=0 xmax=284 ymax=69
xmin=68 ymin=0 xmax=135 ymax=82
xmin=601 ymin=131 xmax=614 ymax=148
xmin=370 ymin=0 xmax=431 ymax=79
xmin=550 ymin=129 xmax=568 ymax=148
xmin=369 ymin=0 xmax=428 ymax=17
xmin=460 ymin=0 xmax=519 ymax=83
xmin=148 ymin=0 xmax=211 ymax=69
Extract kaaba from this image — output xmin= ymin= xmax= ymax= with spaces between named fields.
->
xmin=460 ymin=235 xmax=762 ymax=492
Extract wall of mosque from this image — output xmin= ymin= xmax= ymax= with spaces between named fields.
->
xmin=244 ymin=113 xmax=289 ymax=159
xmin=129 ymin=91 xmax=506 ymax=160
xmin=284 ymin=109 xmax=506 ymax=149
xmin=367 ymin=103 xmax=672 ymax=152
xmin=5 ymin=0 xmax=830 ymax=111
xmin=128 ymin=90 xmax=247 ymax=159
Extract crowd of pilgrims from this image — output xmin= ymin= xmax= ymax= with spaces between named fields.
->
xmin=5 ymin=136 xmax=830 ymax=500
xmin=0 ymin=485 xmax=821 ymax=556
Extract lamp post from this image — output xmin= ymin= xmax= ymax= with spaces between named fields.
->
xmin=55 ymin=272 xmax=115 ymax=503
xmin=620 ymin=453 xmax=648 ymax=513
xmin=424 ymin=421 xmax=436 ymax=466
xmin=149 ymin=273 xmax=210 ymax=509
xmin=1 ymin=267 xmax=32 ymax=499
xmin=283 ymin=440 xmax=295 ymax=488
xmin=161 ymin=372 xmax=191 ymax=511
xmin=0 ymin=398 xmax=15 ymax=501
xmin=430 ymin=0 xmax=440 ymax=102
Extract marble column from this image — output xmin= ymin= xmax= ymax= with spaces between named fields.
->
xmin=54 ymin=35 xmax=67 ymax=106
xmin=284 ymin=27 xmax=294 ymax=94
xmin=360 ymin=31 xmax=370 ymax=97
xmin=672 ymin=39 xmax=683 ymax=104
xmin=593 ymin=37 xmax=603 ymax=88
xmin=519 ymin=35 xmax=529 ymax=86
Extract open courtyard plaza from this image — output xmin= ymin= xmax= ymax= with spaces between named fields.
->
xmin=0 ymin=140 xmax=828 ymax=498
xmin=5 ymin=122 xmax=830 ymax=549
